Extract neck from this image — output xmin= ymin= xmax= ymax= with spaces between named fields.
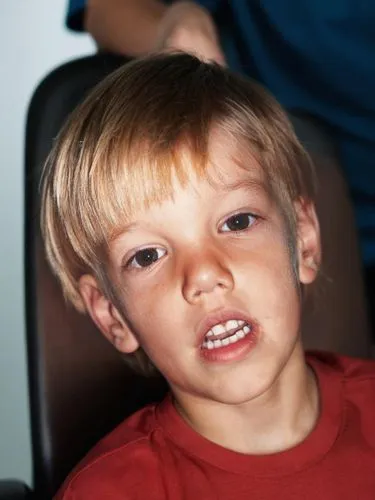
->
xmin=174 ymin=344 xmax=319 ymax=455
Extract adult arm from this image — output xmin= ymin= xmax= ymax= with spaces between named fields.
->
xmin=85 ymin=0 xmax=225 ymax=63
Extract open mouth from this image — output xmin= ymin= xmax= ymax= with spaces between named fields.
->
xmin=201 ymin=319 xmax=251 ymax=350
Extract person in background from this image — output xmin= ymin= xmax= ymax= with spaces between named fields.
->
xmin=65 ymin=0 xmax=375 ymax=355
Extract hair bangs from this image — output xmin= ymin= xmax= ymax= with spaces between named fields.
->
xmin=77 ymin=128 xmax=211 ymax=247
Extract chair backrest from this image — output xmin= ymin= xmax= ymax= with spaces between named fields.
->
xmin=25 ymin=54 xmax=168 ymax=499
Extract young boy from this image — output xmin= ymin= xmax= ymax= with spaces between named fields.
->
xmin=42 ymin=53 xmax=375 ymax=499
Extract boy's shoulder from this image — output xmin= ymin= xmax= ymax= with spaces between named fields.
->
xmin=307 ymin=350 xmax=375 ymax=382
xmin=308 ymin=350 xmax=375 ymax=443
xmin=307 ymin=350 xmax=375 ymax=413
xmin=55 ymin=401 xmax=167 ymax=499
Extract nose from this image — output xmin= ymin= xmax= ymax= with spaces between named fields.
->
xmin=182 ymin=247 xmax=234 ymax=304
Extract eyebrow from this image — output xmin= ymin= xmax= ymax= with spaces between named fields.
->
xmin=206 ymin=174 xmax=269 ymax=201
xmin=110 ymin=221 xmax=142 ymax=241
xmin=221 ymin=178 xmax=266 ymax=193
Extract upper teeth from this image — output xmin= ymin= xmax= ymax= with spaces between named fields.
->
xmin=206 ymin=319 xmax=245 ymax=337
xmin=203 ymin=322 xmax=251 ymax=350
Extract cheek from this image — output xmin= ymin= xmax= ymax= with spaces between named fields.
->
xmin=120 ymin=275 xmax=166 ymax=309
xmin=119 ymin=280 xmax=175 ymax=341
xmin=236 ymin=235 xmax=300 ymax=315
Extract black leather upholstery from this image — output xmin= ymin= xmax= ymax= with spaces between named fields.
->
xmin=24 ymin=54 xmax=168 ymax=499
xmin=0 ymin=480 xmax=31 ymax=499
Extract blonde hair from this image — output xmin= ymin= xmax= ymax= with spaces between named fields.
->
xmin=41 ymin=53 xmax=315 ymax=369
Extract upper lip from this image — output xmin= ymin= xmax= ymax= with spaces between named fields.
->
xmin=196 ymin=308 xmax=256 ymax=346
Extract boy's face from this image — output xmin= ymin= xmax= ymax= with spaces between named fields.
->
xmin=80 ymin=134 xmax=320 ymax=409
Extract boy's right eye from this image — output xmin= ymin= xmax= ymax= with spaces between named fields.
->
xmin=127 ymin=247 xmax=166 ymax=269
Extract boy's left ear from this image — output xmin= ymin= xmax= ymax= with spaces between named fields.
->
xmin=295 ymin=199 xmax=321 ymax=285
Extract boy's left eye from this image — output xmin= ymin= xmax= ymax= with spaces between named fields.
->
xmin=221 ymin=212 xmax=257 ymax=232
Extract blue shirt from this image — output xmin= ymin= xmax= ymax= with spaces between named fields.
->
xmin=66 ymin=0 xmax=85 ymax=31
xmin=67 ymin=0 xmax=375 ymax=264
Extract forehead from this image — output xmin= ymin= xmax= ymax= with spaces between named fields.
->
xmin=205 ymin=130 xmax=267 ymax=191
xmin=109 ymin=140 xmax=269 ymax=240
xmin=171 ymin=147 xmax=267 ymax=207
xmin=106 ymin=130 xmax=270 ymax=242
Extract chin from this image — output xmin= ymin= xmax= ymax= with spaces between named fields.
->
xmin=207 ymin=371 xmax=276 ymax=406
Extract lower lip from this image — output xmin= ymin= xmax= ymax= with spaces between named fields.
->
xmin=200 ymin=330 xmax=258 ymax=363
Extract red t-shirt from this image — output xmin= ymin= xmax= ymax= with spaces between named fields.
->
xmin=55 ymin=352 xmax=375 ymax=499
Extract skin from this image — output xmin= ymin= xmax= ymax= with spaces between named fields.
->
xmin=86 ymin=0 xmax=225 ymax=63
xmin=79 ymin=134 xmax=321 ymax=455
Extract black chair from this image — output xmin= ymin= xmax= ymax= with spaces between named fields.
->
xmin=1 ymin=53 xmax=167 ymax=500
